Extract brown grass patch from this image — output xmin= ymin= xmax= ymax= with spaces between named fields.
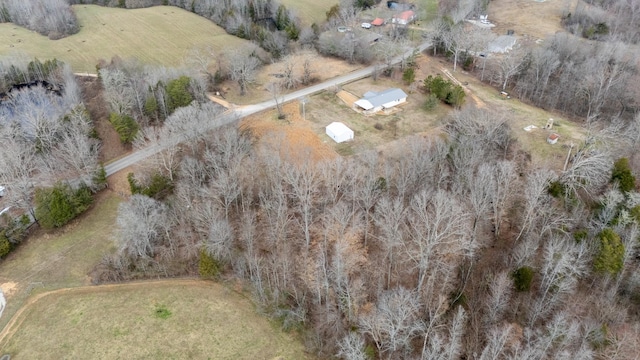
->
xmin=488 ymin=0 xmax=577 ymax=40
xmin=222 ymin=51 xmax=362 ymax=106
xmin=241 ymin=102 xmax=338 ymax=163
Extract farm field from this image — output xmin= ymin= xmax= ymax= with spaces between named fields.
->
xmin=488 ymin=0 xmax=577 ymax=40
xmin=0 ymin=280 xmax=310 ymax=359
xmin=0 ymin=5 xmax=249 ymax=72
xmin=279 ymin=0 xmax=338 ymax=25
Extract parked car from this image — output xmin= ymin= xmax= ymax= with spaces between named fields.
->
xmin=361 ymin=22 xmax=372 ymax=29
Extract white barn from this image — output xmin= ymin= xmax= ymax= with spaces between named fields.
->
xmin=354 ymin=88 xmax=408 ymax=114
xmin=326 ymin=122 xmax=354 ymax=143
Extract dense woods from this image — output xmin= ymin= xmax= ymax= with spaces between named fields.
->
xmin=3 ymin=0 xmax=640 ymax=358
xmin=92 ymin=98 xmax=640 ymax=358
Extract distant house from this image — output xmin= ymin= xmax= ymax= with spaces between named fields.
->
xmin=0 ymin=186 xmax=4 ymax=197
xmin=371 ymin=18 xmax=385 ymax=26
xmin=326 ymin=122 xmax=354 ymax=143
xmin=354 ymin=88 xmax=408 ymax=114
xmin=488 ymin=35 xmax=517 ymax=53
xmin=547 ymin=133 xmax=560 ymax=145
xmin=392 ymin=10 xmax=415 ymax=25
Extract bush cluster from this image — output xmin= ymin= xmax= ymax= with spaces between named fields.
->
xmin=423 ymin=75 xmax=466 ymax=108
xmin=35 ymin=182 xmax=93 ymax=229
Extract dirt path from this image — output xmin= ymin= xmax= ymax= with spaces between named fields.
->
xmin=0 ymin=278 xmax=208 ymax=347
xmin=206 ymin=92 xmax=233 ymax=109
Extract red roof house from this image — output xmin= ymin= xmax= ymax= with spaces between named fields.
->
xmin=392 ymin=10 xmax=415 ymax=25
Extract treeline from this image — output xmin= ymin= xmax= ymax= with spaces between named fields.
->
xmin=563 ymin=0 xmax=640 ymax=44
xmin=70 ymin=0 xmax=395 ymax=64
xmin=510 ymin=33 xmax=639 ymax=122
xmin=0 ymin=0 xmax=78 ymax=39
xmin=430 ymin=15 xmax=639 ymax=122
xmin=97 ymin=101 xmax=640 ymax=358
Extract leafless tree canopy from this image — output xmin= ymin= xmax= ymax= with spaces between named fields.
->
xmin=0 ymin=0 xmax=78 ymax=39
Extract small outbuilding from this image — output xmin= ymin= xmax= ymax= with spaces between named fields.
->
xmin=354 ymin=88 xmax=408 ymax=114
xmin=326 ymin=122 xmax=354 ymax=143
xmin=547 ymin=133 xmax=560 ymax=145
xmin=371 ymin=18 xmax=385 ymax=26
xmin=0 ymin=186 xmax=4 ymax=197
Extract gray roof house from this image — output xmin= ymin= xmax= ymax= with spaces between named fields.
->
xmin=354 ymin=88 xmax=408 ymax=113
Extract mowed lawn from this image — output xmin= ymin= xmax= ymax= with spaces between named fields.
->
xmin=0 ymin=192 xmax=122 ymax=331
xmin=1 ymin=281 xmax=310 ymax=359
xmin=0 ymin=5 xmax=249 ymax=72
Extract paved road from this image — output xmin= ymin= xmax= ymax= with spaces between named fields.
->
xmin=104 ymin=42 xmax=432 ymax=176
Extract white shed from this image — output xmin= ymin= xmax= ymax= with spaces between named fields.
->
xmin=326 ymin=122 xmax=354 ymax=143
xmin=0 ymin=186 xmax=4 ymax=197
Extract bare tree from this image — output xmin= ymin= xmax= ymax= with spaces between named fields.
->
xmin=359 ymin=287 xmax=425 ymax=357
xmin=406 ymin=190 xmax=472 ymax=292
xmin=478 ymin=325 xmax=516 ymax=360
xmin=528 ymin=237 xmax=588 ymax=325
xmin=337 ymin=332 xmax=368 ymax=360
xmin=226 ymin=45 xmax=262 ymax=96
xmin=492 ymin=48 xmax=526 ymax=91
xmin=117 ymin=194 xmax=171 ymax=259
xmin=266 ymin=81 xmax=285 ymax=118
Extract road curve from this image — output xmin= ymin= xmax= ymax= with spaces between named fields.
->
xmin=104 ymin=42 xmax=432 ymax=176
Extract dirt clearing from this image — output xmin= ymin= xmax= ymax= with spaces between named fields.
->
xmin=241 ymin=102 xmax=338 ymax=163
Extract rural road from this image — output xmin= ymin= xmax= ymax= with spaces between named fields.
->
xmin=104 ymin=42 xmax=432 ymax=176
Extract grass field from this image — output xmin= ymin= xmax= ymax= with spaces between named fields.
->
xmin=0 ymin=192 xmax=122 ymax=331
xmin=0 ymin=281 xmax=310 ymax=359
xmin=0 ymin=5 xmax=249 ymax=72
xmin=280 ymin=0 xmax=337 ymax=25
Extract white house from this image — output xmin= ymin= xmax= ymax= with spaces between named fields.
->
xmin=391 ymin=10 xmax=415 ymax=25
xmin=326 ymin=122 xmax=354 ymax=143
xmin=354 ymin=88 xmax=408 ymax=114
xmin=0 ymin=186 xmax=4 ymax=197
xmin=547 ymin=133 xmax=560 ymax=145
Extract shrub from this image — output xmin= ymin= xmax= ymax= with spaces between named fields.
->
xmin=594 ymin=228 xmax=624 ymax=275
xmin=403 ymin=67 xmax=415 ymax=85
xmin=199 ymin=249 xmax=220 ymax=279
xmin=35 ymin=182 xmax=93 ymax=228
xmin=573 ymin=229 xmax=588 ymax=243
xmin=611 ymin=158 xmax=635 ymax=192
xmin=128 ymin=172 xmax=174 ymax=200
xmin=423 ymin=94 xmax=439 ymax=110
xmin=154 ymin=304 xmax=172 ymax=319
xmin=0 ymin=234 xmax=11 ymax=258
xmin=109 ymin=113 xmax=139 ymax=143
xmin=423 ymin=75 xmax=465 ymax=108
xmin=512 ymin=266 xmax=534 ymax=292
xmin=93 ymin=165 xmax=108 ymax=189
xmin=166 ymin=76 xmax=193 ymax=113
xmin=547 ymin=180 xmax=567 ymax=198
